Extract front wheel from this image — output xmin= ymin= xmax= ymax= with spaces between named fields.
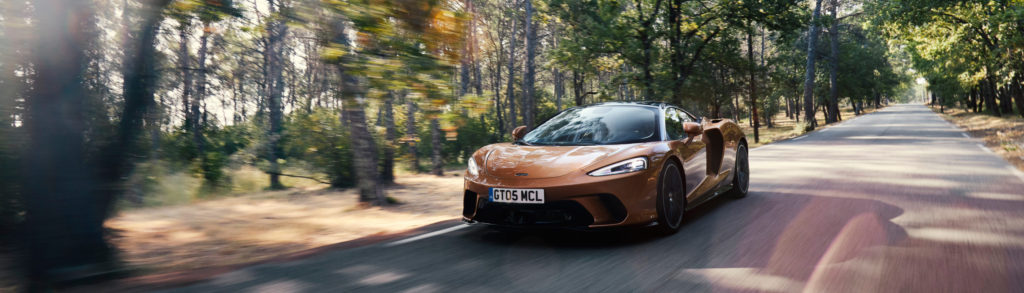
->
xmin=654 ymin=160 xmax=685 ymax=234
xmin=728 ymin=144 xmax=749 ymax=198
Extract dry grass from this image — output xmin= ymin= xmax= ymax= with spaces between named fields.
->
xmin=930 ymin=106 xmax=1024 ymax=171
xmin=737 ymin=105 xmax=883 ymax=148
xmin=105 ymin=171 xmax=466 ymax=275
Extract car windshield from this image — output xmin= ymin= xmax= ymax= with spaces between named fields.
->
xmin=522 ymin=106 xmax=659 ymax=146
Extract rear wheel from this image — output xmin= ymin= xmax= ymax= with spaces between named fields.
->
xmin=655 ymin=160 xmax=685 ymax=234
xmin=728 ymin=144 xmax=749 ymax=198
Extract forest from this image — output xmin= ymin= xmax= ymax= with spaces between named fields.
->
xmin=1 ymin=0 xmax=1022 ymax=288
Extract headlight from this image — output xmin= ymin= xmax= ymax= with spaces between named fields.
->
xmin=588 ymin=157 xmax=647 ymax=176
xmin=467 ymin=158 xmax=480 ymax=176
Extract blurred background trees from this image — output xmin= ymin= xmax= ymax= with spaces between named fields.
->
xmin=3 ymin=0 xmax=1019 ymax=287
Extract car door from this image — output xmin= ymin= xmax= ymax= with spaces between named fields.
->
xmin=664 ymin=108 xmax=707 ymax=200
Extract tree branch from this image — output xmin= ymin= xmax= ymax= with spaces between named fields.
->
xmin=268 ymin=172 xmax=332 ymax=185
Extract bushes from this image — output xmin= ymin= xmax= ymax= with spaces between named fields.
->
xmin=283 ymin=108 xmax=355 ymax=188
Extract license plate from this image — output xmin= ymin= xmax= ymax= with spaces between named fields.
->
xmin=489 ymin=188 xmax=545 ymax=204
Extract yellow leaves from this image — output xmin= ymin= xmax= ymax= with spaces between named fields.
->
xmin=321 ymin=46 xmax=346 ymax=61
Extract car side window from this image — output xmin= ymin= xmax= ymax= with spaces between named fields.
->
xmin=664 ymin=109 xmax=687 ymax=140
xmin=681 ymin=111 xmax=696 ymax=123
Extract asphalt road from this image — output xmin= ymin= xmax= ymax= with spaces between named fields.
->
xmin=163 ymin=104 xmax=1024 ymax=293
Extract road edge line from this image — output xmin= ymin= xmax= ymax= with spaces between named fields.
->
xmin=385 ymin=224 xmax=471 ymax=247
xmin=977 ymin=144 xmax=994 ymax=154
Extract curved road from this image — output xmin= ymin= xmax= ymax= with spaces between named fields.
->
xmin=163 ymin=104 xmax=1024 ymax=293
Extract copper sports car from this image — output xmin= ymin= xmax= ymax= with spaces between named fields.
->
xmin=463 ymin=102 xmax=748 ymax=233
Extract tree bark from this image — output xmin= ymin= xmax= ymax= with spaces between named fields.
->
xmin=506 ymin=7 xmax=518 ymax=129
xmin=178 ymin=23 xmax=194 ymax=140
xmin=747 ymin=24 xmax=760 ymax=143
xmin=267 ymin=0 xmax=288 ymax=189
xmin=406 ymin=97 xmax=420 ymax=173
xmin=430 ymin=118 xmax=443 ymax=176
xmin=522 ymin=0 xmax=537 ymax=129
xmin=1000 ymin=82 xmax=1014 ymax=115
xmin=380 ymin=94 xmax=396 ymax=183
xmin=24 ymin=1 xmax=103 ymax=286
xmin=193 ymin=26 xmax=210 ymax=163
xmin=1013 ymin=76 xmax=1024 ymax=118
xmin=802 ymin=0 xmax=825 ymax=129
xmin=25 ymin=0 xmax=170 ymax=287
xmin=573 ymin=70 xmax=585 ymax=106
xmin=344 ymin=96 xmax=385 ymax=205
xmin=827 ymin=0 xmax=841 ymax=124
xmin=984 ymin=74 xmax=1001 ymax=116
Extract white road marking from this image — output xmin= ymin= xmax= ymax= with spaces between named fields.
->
xmin=385 ymin=224 xmax=471 ymax=247
xmin=819 ymin=128 xmax=830 ymax=133
xmin=1008 ymin=166 xmax=1024 ymax=184
xmin=977 ymin=144 xmax=994 ymax=154
xmin=793 ymin=136 xmax=806 ymax=141
xmin=961 ymin=133 xmax=970 ymax=138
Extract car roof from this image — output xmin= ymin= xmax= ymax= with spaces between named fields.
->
xmin=586 ymin=101 xmax=674 ymax=109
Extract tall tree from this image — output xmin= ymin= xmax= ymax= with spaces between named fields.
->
xmin=802 ymin=0 xmax=825 ymax=129
xmin=266 ymin=0 xmax=288 ymax=189
xmin=380 ymin=93 xmax=396 ymax=183
xmin=521 ymin=0 xmax=537 ymax=128
xmin=505 ymin=3 xmax=518 ymax=129
xmin=24 ymin=0 xmax=171 ymax=287
xmin=430 ymin=118 xmax=443 ymax=175
xmin=406 ymin=97 xmax=421 ymax=173
xmin=747 ymin=23 xmax=760 ymax=143
xmin=826 ymin=0 xmax=841 ymax=124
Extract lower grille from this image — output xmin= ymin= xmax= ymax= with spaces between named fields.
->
xmin=472 ymin=200 xmax=594 ymax=227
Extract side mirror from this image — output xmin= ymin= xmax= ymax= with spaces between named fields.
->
xmin=512 ymin=125 xmax=529 ymax=141
xmin=683 ymin=122 xmax=702 ymax=137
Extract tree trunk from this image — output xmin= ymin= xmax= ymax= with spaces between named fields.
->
xmin=573 ymin=70 xmax=585 ymax=106
xmin=492 ymin=46 xmax=506 ymax=138
xmin=801 ymin=0 xmax=825 ymax=129
xmin=193 ymin=26 xmax=211 ymax=164
xmin=24 ymin=0 xmax=169 ymax=286
xmin=24 ymin=2 xmax=104 ymax=287
xmin=266 ymin=0 xmax=288 ymax=189
xmin=554 ymin=68 xmax=564 ymax=111
xmin=430 ymin=118 xmax=443 ymax=176
xmin=344 ymin=97 xmax=385 ymax=205
xmin=984 ymin=74 xmax=1001 ymax=116
xmin=827 ymin=0 xmax=841 ymax=124
xmin=380 ymin=94 xmax=396 ymax=183
xmin=522 ymin=0 xmax=537 ymax=129
xmin=1013 ymin=76 xmax=1024 ymax=118
xmin=1000 ymin=82 xmax=1014 ymax=115
xmin=406 ymin=97 xmax=420 ymax=173
xmin=747 ymin=25 xmax=760 ymax=143
xmin=968 ymin=86 xmax=978 ymax=112
xmin=178 ymin=23 xmax=194 ymax=140
xmin=506 ymin=9 xmax=518 ymax=129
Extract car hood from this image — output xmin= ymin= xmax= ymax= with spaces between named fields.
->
xmin=482 ymin=143 xmax=639 ymax=179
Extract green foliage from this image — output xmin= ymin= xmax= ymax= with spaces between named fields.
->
xmin=283 ymin=108 xmax=355 ymax=188
xmin=869 ymin=0 xmax=1023 ymax=112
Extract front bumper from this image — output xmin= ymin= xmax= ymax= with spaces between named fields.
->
xmin=462 ymin=169 xmax=660 ymax=228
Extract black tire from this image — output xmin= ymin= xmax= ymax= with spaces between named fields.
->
xmin=654 ymin=160 xmax=685 ymax=234
xmin=728 ymin=143 xmax=749 ymax=198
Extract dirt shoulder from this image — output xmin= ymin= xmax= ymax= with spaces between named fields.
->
xmin=930 ymin=106 xmax=1024 ymax=171
xmin=104 ymin=171 xmax=466 ymax=278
